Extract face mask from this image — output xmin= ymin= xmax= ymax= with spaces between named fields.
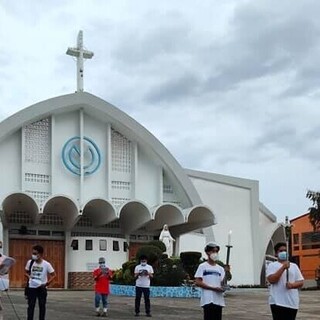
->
xmin=210 ymin=253 xmax=219 ymax=261
xmin=31 ymin=254 xmax=38 ymax=261
xmin=99 ymin=263 xmax=106 ymax=268
xmin=278 ymin=251 xmax=288 ymax=261
xmin=141 ymin=262 xmax=147 ymax=266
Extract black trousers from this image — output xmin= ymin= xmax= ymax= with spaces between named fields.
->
xmin=203 ymin=303 xmax=223 ymax=320
xmin=135 ymin=286 xmax=151 ymax=314
xmin=27 ymin=287 xmax=47 ymax=320
xmin=270 ymin=304 xmax=298 ymax=320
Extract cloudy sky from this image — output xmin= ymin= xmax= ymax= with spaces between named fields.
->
xmin=1 ymin=0 xmax=320 ymax=221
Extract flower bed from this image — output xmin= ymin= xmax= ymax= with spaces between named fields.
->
xmin=111 ymin=284 xmax=200 ymax=298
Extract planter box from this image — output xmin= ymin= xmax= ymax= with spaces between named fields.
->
xmin=111 ymin=284 xmax=200 ymax=298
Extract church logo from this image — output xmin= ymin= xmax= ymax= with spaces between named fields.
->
xmin=62 ymin=136 xmax=101 ymax=176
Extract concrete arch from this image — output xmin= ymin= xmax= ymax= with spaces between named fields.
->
xmin=170 ymin=205 xmax=216 ymax=236
xmin=260 ymin=224 xmax=285 ymax=285
xmin=118 ymin=200 xmax=152 ymax=234
xmin=1 ymin=192 xmax=39 ymax=227
xmin=82 ymin=198 xmax=116 ymax=227
xmin=41 ymin=195 xmax=78 ymax=230
xmin=0 ymin=92 xmax=201 ymax=208
xmin=145 ymin=204 xmax=184 ymax=231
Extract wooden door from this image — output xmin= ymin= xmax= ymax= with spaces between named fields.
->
xmin=129 ymin=242 xmax=145 ymax=260
xmin=9 ymin=239 xmax=65 ymax=288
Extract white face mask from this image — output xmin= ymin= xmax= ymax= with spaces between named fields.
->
xmin=278 ymin=251 xmax=288 ymax=261
xmin=141 ymin=262 xmax=147 ymax=266
xmin=210 ymin=253 xmax=219 ymax=261
xmin=31 ymin=254 xmax=38 ymax=261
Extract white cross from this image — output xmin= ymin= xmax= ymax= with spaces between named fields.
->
xmin=66 ymin=30 xmax=94 ymax=92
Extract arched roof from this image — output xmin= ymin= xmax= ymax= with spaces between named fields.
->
xmin=0 ymin=91 xmax=201 ymax=207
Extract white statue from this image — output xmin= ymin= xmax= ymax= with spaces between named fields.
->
xmin=159 ymin=224 xmax=175 ymax=257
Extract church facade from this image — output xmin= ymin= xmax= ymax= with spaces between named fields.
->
xmin=0 ymin=91 xmax=284 ymax=288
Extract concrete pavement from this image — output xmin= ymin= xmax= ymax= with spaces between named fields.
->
xmin=0 ymin=288 xmax=319 ymax=320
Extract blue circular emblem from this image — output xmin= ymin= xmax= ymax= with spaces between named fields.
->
xmin=62 ymin=136 xmax=101 ymax=176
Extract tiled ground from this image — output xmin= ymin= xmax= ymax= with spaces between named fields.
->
xmin=0 ymin=288 xmax=319 ymax=320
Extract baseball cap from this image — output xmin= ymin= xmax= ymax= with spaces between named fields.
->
xmin=204 ymin=242 xmax=220 ymax=252
xmin=98 ymin=257 xmax=105 ymax=263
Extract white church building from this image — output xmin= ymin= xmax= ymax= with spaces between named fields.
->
xmin=0 ymin=32 xmax=284 ymax=289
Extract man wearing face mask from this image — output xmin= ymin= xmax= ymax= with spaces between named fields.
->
xmin=134 ymin=255 xmax=153 ymax=317
xmin=24 ymin=244 xmax=56 ymax=320
xmin=194 ymin=242 xmax=227 ymax=320
xmin=266 ymin=242 xmax=304 ymax=320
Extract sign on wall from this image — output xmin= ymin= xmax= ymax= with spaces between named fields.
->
xmin=62 ymin=136 xmax=101 ymax=176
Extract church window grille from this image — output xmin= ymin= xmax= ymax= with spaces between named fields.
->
xmin=111 ymin=129 xmax=132 ymax=173
xmin=111 ymin=197 xmax=130 ymax=209
xmin=163 ymin=184 xmax=174 ymax=194
xmin=25 ymin=118 xmax=51 ymax=164
xmin=25 ymin=190 xmax=51 ymax=207
xmin=105 ymin=220 xmax=120 ymax=228
xmin=75 ymin=215 xmax=93 ymax=227
xmin=111 ymin=181 xmax=131 ymax=190
xmin=39 ymin=213 xmax=63 ymax=226
xmin=71 ymin=231 xmax=125 ymax=238
xmin=9 ymin=211 xmax=32 ymax=224
xmin=25 ymin=173 xmax=50 ymax=184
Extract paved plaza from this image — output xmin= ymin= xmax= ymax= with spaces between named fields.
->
xmin=0 ymin=289 xmax=319 ymax=320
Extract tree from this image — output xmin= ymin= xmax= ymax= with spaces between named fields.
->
xmin=306 ymin=190 xmax=320 ymax=230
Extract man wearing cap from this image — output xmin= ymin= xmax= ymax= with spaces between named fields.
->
xmin=194 ymin=242 xmax=227 ymax=320
xmin=93 ymin=257 xmax=112 ymax=317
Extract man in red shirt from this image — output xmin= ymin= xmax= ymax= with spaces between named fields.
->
xmin=93 ymin=257 xmax=112 ymax=317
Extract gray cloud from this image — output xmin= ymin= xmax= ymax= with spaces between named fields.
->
xmin=1 ymin=0 xmax=320 ymax=218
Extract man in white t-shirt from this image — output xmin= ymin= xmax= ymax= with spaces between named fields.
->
xmin=266 ymin=242 xmax=304 ymax=320
xmin=24 ymin=245 xmax=56 ymax=320
xmin=194 ymin=242 xmax=228 ymax=320
xmin=134 ymin=255 xmax=154 ymax=317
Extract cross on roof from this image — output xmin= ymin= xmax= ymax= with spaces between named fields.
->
xmin=66 ymin=30 xmax=94 ymax=92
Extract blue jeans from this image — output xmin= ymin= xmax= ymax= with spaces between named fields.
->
xmin=95 ymin=293 xmax=108 ymax=309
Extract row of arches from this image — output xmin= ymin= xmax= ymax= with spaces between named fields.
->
xmin=1 ymin=193 xmax=216 ymax=236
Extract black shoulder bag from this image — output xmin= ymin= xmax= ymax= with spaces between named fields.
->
xmin=24 ymin=260 xmax=35 ymax=299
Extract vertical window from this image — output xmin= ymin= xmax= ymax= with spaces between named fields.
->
xmin=99 ymin=239 xmax=107 ymax=251
xmin=71 ymin=239 xmax=78 ymax=251
xmin=113 ymin=240 xmax=119 ymax=251
xmin=123 ymin=242 xmax=128 ymax=252
xmin=293 ymin=233 xmax=299 ymax=245
xmin=85 ymin=239 xmax=93 ymax=250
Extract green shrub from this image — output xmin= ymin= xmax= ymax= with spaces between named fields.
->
xmin=136 ymin=245 xmax=163 ymax=265
xmin=147 ymin=240 xmax=166 ymax=252
xmin=152 ymin=257 xmax=187 ymax=286
xmin=180 ymin=251 xmax=202 ymax=279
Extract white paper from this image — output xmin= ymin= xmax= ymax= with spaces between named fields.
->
xmin=0 ymin=257 xmax=16 ymax=276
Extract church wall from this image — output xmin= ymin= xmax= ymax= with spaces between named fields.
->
xmin=66 ymin=236 xmax=128 ymax=272
xmin=135 ymin=146 xmax=161 ymax=206
xmin=82 ymin=113 xmax=109 ymax=202
xmin=179 ymin=233 xmax=206 ymax=254
xmin=0 ymin=131 xmax=21 ymax=199
xmin=52 ymin=112 xmax=80 ymax=199
xmin=189 ymin=176 xmax=256 ymax=285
